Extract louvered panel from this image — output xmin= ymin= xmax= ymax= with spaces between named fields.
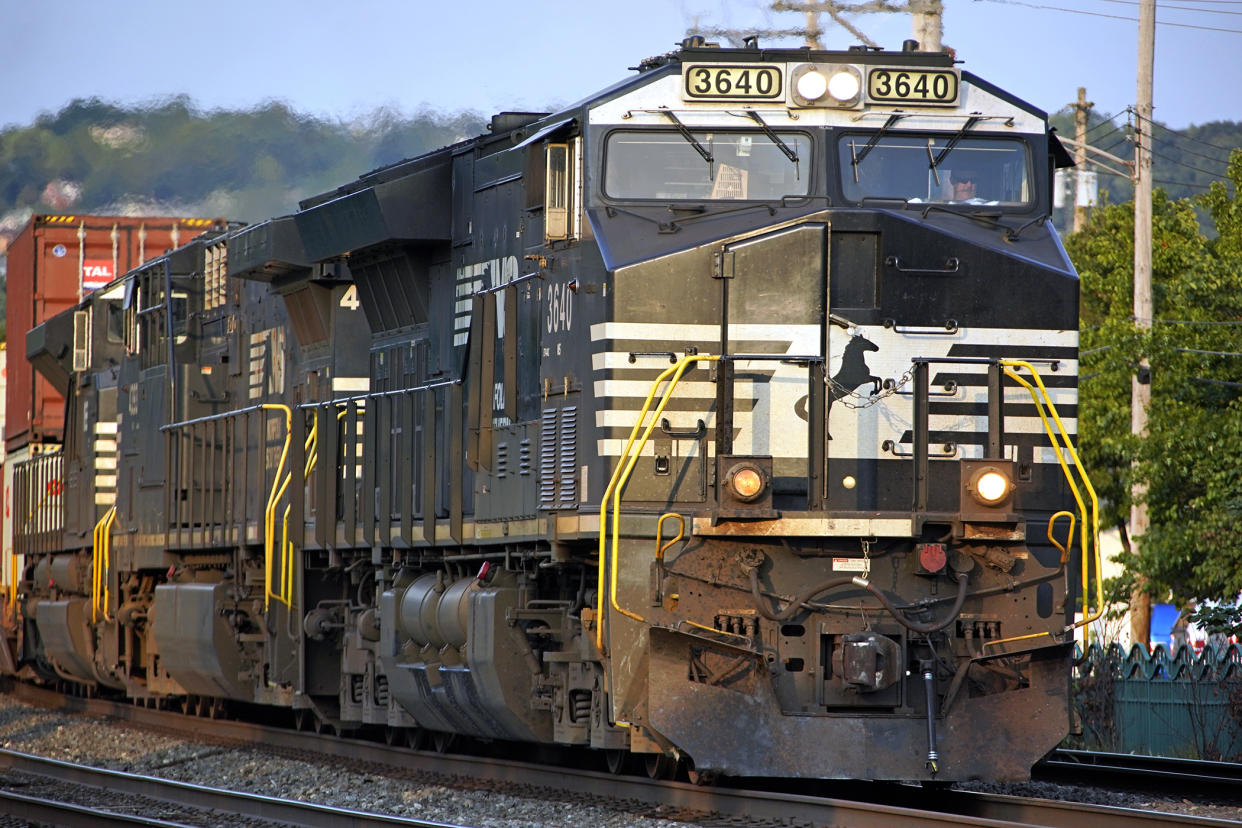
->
xmin=539 ymin=408 xmax=558 ymax=508
xmin=496 ymin=441 xmax=508 ymax=479
xmin=519 ymin=438 xmax=532 ymax=476
xmin=559 ymin=406 xmax=577 ymax=505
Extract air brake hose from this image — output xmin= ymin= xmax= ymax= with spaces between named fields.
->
xmin=748 ymin=570 xmax=859 ymax=622
xmin=748 ymin=567 xmax=970 ymax=634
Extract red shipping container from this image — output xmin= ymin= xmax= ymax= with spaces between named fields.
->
xmin=5 ymin=215 xmax=225 ymax=452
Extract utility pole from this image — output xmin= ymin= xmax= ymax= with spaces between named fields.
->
xmin=803 ymin=9 xmax=824 ymax=48
xmin=1129 ymin=0 xmax=1156 ymax=649
xmin=910 ymin=0 xmax=943 ymax=52
xmin=1073 ymin=87 xmax=1093 ymax=233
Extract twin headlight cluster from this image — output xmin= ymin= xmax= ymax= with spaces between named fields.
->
xmin=791 ymin=63 xmax=862 ymax=108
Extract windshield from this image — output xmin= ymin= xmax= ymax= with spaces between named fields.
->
xmin=605 ymin=130 xmax=811 ymax=201
xmin=837 ymin=134 xmax=1032 ymax=207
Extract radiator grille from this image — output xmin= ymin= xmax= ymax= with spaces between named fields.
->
xmin=539 ymin=406 xmax=578 ymax=510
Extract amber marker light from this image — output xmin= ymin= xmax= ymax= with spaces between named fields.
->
xmin=726 ymin=464 xmax=767 ymax=502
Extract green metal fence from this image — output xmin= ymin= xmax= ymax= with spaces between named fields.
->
xmin=1072 ymin=642 xmax=1242 ymax=760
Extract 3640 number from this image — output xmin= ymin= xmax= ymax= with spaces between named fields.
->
xmin=683 ymin=65 xmax=783 ymax=100
xmin=866 ymin=68 xmax=958 ymax=105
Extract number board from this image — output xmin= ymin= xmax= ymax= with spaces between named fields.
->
xmin=683 ymin=64 xmax=783 ymax=101
xmin=866 ymin=68 xmax=960 ymax=106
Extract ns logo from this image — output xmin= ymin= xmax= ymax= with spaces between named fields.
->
xmin=795 ymin=333 xmax=881 ymax=438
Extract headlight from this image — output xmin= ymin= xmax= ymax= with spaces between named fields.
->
xmin=968 ymin=466 xmax=1011 ymax=506
xmin=796 ymin=70 xmax=829 ymax=102
xmin=726 ymin=463 xmax=767 ymax=502
xmin=827 ymin=70 xmax=861 ymax=102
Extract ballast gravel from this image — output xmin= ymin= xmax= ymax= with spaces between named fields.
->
xmin=0 ymin=691 xmax=1239 ymax=826
xmin=0 ymin=693 xmax=705 ymax=828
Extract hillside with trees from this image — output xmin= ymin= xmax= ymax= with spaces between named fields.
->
xmin=1049 ymin=106 xmax=1242 ymax=234
xmin=0 ymin=96 xmax=489 ymax=259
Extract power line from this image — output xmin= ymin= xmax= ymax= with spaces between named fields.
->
xmin=1148 ymin=127 xmax=1237 ymax=162
xmin=1154 ymin=177 xmax=1218 ymax=190
xmin=1190 ymin=377 xmax=1242 ymax=388
xmin=973 ymin=0 xmax=1242 ymax=32
xmin=1148 ymin=146 xmax=1231 ymax=179
xmin=1148 ymin=133 xmax=1236 ymax=166
xmin=1129 ymin=110 xmax=1237 ymax=167
xmin=1100 ymin=136 xmax=1133 ymax=156
xmin=1094 ymin=0 xmax=1242 ymax=15
xmin=1174 ymin=347 xmax=1242 ymax=357
xmin=1087 ymin=125 xmax=1127 ymax=146
xmin=1085 ymin=112 xmax=1125 ymax=138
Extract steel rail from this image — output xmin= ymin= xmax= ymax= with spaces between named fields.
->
xmin=7 ymin=683 xmax=1237 ymax=828
xmin=0 ymin=787 xmax=199 ymax=827
xmin=0 ymin=745 xmax=466 ymax=828
xmin=1041 ymin=748 xmax=1242 ymax=788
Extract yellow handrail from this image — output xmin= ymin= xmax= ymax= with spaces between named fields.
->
xmin=262 ymin=404 xmax=294 ymax=610
xmin=91 ymin=506 xmax=118 ymax=623
xmin=595 ymin=354 xmax=719 ymax=653
xmin=1048 ymin=510 xmax=1076 ymax=565
xmin=656 ymin=513 xmax=685 ymax=565
xmin=303 ymin=411 xmax=318 ymax=478
xmin=982 ymin=360 xmax=1102 ymax=650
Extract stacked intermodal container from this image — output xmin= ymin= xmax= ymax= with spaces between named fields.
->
xmin=5 ymin=215 xmax=225 ymax=452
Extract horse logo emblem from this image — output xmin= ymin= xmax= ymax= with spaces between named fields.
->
xmin=795 ymin=333 xmax=881 ymax=438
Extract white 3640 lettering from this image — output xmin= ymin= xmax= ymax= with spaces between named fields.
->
xmin=546 ymin=281 xmax=573 ymax=334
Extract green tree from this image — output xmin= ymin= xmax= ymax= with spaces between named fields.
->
xmin=1072 ymin=150 xmax=1242 ymax=624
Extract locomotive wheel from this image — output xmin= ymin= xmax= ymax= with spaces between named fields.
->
xmin=685 ymin=766 xmax=718 ymax=787
xmin=432 ymin=731 xmax=456 ymax=754
xmin=604 ymin=749 xmax=629 ymax=775
xmin=405 ymin=727 xmax=427 ymax=750
xmin=384 ymin=726 xmax=401 ymax=746
xmin=644 ymin=753 xmax=675 ymax=780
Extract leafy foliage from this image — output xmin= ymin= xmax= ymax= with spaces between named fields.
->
xmin=0 ymin=96 xmax=487 ymax=229
xmin=1073 ymin=149 xmax=1242 ymax=608
xmin=1189 ymin=603 xmax=1242 ymax=639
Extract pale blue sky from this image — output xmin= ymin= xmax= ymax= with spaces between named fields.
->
xmin=2 ymin=0 xmax=1238 ymax=131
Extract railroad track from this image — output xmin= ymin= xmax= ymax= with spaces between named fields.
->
xmin=0 ymin=745 xmax=469 ymax=828
xmin=1040 ymin=748 xmax=1242 ymax=792
xmin=5 ymin=683 xmax=1237 ymax=828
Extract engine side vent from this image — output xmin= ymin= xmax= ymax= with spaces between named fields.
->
xmin=519 ymin=438 xmax=532 ymax=476
xmin=539 ymin=406 xmax=578 ymax=510
xmin=496 ymin=441 xmax=508 ymax=479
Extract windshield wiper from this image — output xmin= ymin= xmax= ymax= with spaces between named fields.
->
xmin=658 ymin=107 xmax=713 ymax=178
xmin=930 ymin=115 xmax=982 ymax=171
xmin=744 ymin=109 xmax=798 ymax=164
xmin=850 ymin=113 xmax=906 ymax=182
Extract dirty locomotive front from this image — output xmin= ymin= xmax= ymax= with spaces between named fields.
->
xmin=4 ymin=38 xmax=1097 ymax=783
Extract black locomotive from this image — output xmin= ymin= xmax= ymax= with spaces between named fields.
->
xmin=4 ymin=37 xmax=1098 ymax=782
